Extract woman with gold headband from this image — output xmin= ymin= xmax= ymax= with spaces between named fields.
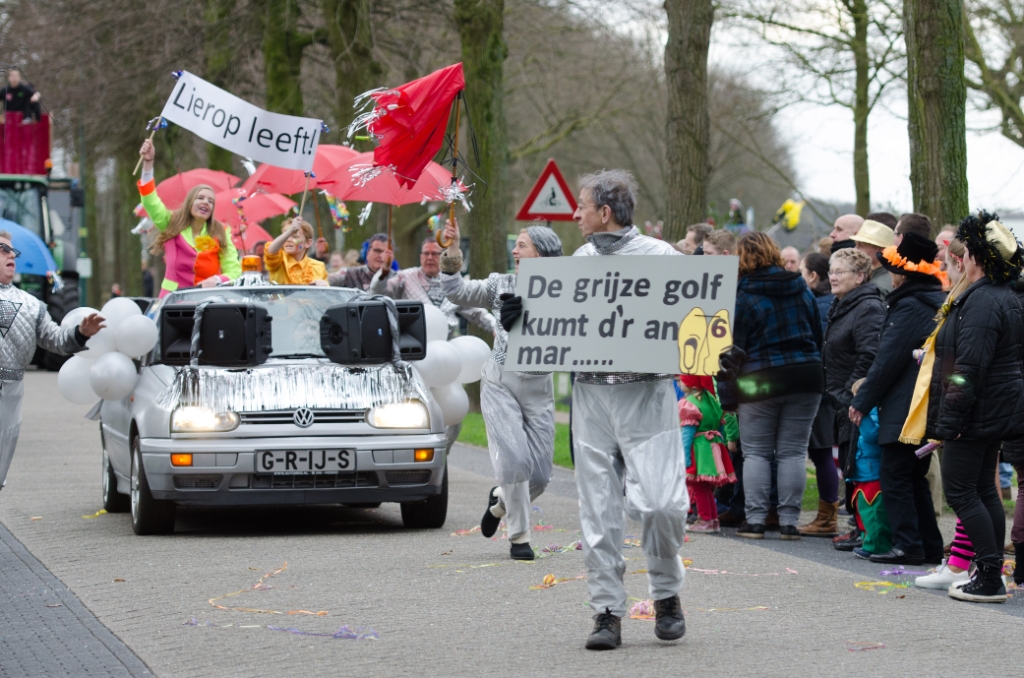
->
xmin=925 ymin=212 xmax=1024 ymax=603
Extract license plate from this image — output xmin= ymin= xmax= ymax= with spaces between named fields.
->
xmin=255 ymin=450 xmax=355 ymax=475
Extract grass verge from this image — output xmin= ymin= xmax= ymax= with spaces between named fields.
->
xmin=457 ymin=412 xmax=574 ymax=469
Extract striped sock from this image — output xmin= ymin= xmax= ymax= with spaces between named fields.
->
xmin=948 ymin=518 xmax=975 ymax=571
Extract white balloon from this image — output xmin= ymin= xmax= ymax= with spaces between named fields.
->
xmin=431 ymin=382 xmax=469 ymax=426
xmin=60 ymin=306 xmax=99 ymax=330
xmin=423 ymin=303 xmax=449 ymax=344
xmin=81 ymin=326 xmax=117 ymax=358
xmin=416 ymin=341 xmax=461 ymax=388
xmin=100 ymin=297 xmax=142 ymax=331
xmin=89 ymin=352 xmax=138 ymax=400
xmin=449 ymin=335 xmax=491 ymax=384
xmin=116 ymin=315 xmax=159 ymax=358
xmin=57 ymin=356 xmax=99 ymax=405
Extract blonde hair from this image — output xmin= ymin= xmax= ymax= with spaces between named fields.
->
xmin=150 ymin=184 xmax=228 ymax=255
xmin=830 ymin=248 xmax=873 ymax=283
xmin=705 ymin=230 xmax=736 ymax=253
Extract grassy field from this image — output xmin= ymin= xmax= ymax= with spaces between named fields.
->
xmin=457 ymin=412 xmax=573 ymax=469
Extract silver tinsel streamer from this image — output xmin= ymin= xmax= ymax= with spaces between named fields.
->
xmin=350 ymin=164 xmax=395 ymax=188
xmin=157 ymin=363 xmax=426 ymax=413
xmin=358 ymin=202 xmax=374 ymax=226
xmin=432 ymin=181 xmax=473 ymax=213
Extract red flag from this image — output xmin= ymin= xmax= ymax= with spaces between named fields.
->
xmin=355 ymin=63 xmax=465 ymax=189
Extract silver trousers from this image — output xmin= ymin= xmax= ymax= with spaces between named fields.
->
xmin=480 ymin=359 xmax=555 ymax=544
xmin=0 ymin=380 xmax=25 ymax=488
xmin=573 ymin=379 xmax=688 ymax=618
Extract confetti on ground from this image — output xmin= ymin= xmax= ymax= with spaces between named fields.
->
xmin=687 ymin=568 xmax=797 ymax=577
xmin=82 ymin=509 xmax=107 ymax=519
xmin=113 ymin=578 xmax=126 ymax=583
xmin=534 ymin=541 xmax=582 ymax=558
xmin=878 ymin=566 xmax=928 ymax=576
xmin=530 ymin=573 xmax=587 ymax=590
xmin=185 ymin=618 xmax=377 ymax=640
xmin=629 ymin=599 xmax=655 ymax=620
xmin=207 ymin=563 xmax=327 ymax=616
xmin=622 ymin=537 xmax=642 ymax=548
xmin=846 ymin=641 xmax=886 ymax=652
xmin=855 ymin=580 xmax=911 ymax=594
xmin=450 ymin=525 xmax=482 ymax=537
xmin=30 ymin=516 xmax=42 ymax=521
xmin=45 ymin=603 xmax=62 ymax=608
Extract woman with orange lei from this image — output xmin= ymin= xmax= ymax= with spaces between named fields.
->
xmin=137 ymin=139 xmax=241 ymax=296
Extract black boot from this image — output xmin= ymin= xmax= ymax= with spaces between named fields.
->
xmin=948 ymin=561 xmax=1007 ymax=603
xmin=509 ymin=542 xmax=534 ymax=560
xmin=585 ymin=608 xmax=622 ymax=650
xmin=480 ymin=487 xmax=501 ymax=538
xmin=653 ymin=595 xmax=686 ymax=641
xmin=1014 ymin=545 xmax=1024 ymax=586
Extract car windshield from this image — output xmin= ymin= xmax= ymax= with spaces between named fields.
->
xmin=157 ymin=286 xmax=361 ymax=358
xmin=0 ymin=180 xmax=44 ymax=238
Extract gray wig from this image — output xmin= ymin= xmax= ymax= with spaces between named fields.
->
xmin=523 ymin=225 xmax=563 ymax=258
xmin=578 ymin=169 xmax=637 ymax=228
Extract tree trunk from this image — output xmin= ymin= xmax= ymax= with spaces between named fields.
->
xmin=84 ymin=156 xmax=102 ymax=309
xmin=454 ymin=0 xmax=510 ymax=284
xmin=904 ymin=0 xmax=968 ymax=229
xmin=455 ymin=0 xmax=509 ymax=411
xmin=204 ymin=0 xmax=237 ymax=172
xmin=262 ymin=0 xmax=312 ymax=115
xmin=851 ymin=0 xmax=871 ymax=216
xmin=664 ymin=0 xmax=713 ymax=240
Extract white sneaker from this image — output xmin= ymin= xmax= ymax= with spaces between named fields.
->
xmin=914 ymin=561 xmax=969 ymax=590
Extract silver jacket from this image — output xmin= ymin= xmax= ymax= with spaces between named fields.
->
xmin=0 ymin=283 xmax=82 ymax=380
xmin=371 ymin=266 xmax=496 ymax=338
xmin=441 ymin=271 xmax=516 ymax=363
xmin=573 ymin=225 xmax=682 ymax=385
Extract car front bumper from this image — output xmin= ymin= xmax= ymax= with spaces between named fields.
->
xmin=138 ymin=433 xmax=447 ymax=506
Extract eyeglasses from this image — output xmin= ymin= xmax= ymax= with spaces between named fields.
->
xmin=420 ymin=252 xmax=441 ymax=258
xmin=829 ymin=268 xmax=854 ymax=276
xmin=0 ymin=243 xmax=21 ymax=258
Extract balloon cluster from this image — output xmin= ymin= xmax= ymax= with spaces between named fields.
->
xmin=413 ymin=305 xmax=490 ymax=427
xmin=57 ymin=298 xmax=159 ymax=405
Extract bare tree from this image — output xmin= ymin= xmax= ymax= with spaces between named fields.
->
xmin=722 ymin=0 xmax=904 ymax=215
xmin=964 ymin=0 xmax=1024 ymax=149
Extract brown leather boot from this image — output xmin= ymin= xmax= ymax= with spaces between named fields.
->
xmin=798 ymin=500 xmax=839 ymax=537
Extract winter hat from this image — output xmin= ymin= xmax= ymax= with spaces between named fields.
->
xmin=878 ymin=232 xmax=942 ymax=281
xmin=955 ymin=211 xmax=1024 ymax=284
xmin=850 ymin=220 xmax=894 ymax=249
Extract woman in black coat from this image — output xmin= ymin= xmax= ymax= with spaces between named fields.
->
xmin=850 ymin=233 xmax=947 ymax=565
xmin=821 ymin=248 xmax=885 ymax=546
xmin=927 ymin=212 xmax=1024 ymax=603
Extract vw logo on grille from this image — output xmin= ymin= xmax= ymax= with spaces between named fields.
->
xmin=293 ymin=407 xmax=315 ymax=428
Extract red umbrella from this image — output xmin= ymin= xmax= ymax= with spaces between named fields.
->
xmin=214 ymin=188 xmax=296 ymax=228
xmin=319 ymin=152 xmax=462 ymax=206
xmin=230 ymin=222 xmax=274 ymax=253
xmin=156 ymin=169 xmax=241 ymax=210
xmin=240 ymin=144 xmax=360 ymax=195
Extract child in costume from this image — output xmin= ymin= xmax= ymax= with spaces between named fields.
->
xmin=264 ymin=217 xmax=328 ymax=285
xmin=676 ymin=375 xmax=737 ymax=533
xmin=848 ymin=378 xmax=893 ymax=558
xmin=137 ymin=139 xmax=241 ymax=296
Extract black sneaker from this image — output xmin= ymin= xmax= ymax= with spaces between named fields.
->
xmin=736 ymin=522 xmax=765 ymax=539
xmin=833 ymin=530 xmax=864 ymax=551
xmin=948 ymin=563 xmax=1007 ymax=603
xmin=779 ymin=525 xmax=800 ymax=541
xmin=585 ymin=608 xmax=622 ymax=650
xmin=653 ymin=595 xmax=686 ymax=641
xmin=480 ymin=487 xmax=501 ymax=538
xmin=510 ymin=542 xmax=535 ymax=560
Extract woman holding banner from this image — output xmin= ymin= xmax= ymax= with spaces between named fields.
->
xmin=439 ymin=219 xmax=562 ymax=561
xmin=137 ymin=140 xmax=241 ymax=296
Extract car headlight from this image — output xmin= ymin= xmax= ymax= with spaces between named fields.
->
xmin=367 ymin=401 xmax=429 ymax=429
xmin=172 ymin=407 xmax=240 ymax=432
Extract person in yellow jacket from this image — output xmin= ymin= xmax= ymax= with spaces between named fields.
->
xmin=263 ymin=217 xmax=328 ymax=285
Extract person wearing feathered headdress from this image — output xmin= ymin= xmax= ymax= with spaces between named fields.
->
xmin=925 ymin=211 xmax=1024 ymax=603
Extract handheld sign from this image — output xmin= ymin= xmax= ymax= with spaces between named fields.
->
xmin=515 ymin=159 xmax=578 ymax=221
xmin=159 ymin=71 xmax=322 ymax=171
xmin=505 ymin=256 xmax=738 ymax=374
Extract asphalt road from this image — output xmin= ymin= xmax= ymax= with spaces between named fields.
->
xmin=1 ymin=371 xmax=1022 ymax=677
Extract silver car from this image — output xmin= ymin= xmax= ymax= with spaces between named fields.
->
xmin=98 ymin=285 xmax=448 ymax=535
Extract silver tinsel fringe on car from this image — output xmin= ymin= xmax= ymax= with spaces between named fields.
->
xmin=157 ymin=363 xmax=426 ymax=413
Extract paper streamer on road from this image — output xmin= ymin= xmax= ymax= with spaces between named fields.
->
xmin=207 ymin=562 xmax=327 ymax=616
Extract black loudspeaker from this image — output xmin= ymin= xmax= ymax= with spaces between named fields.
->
xmin=159 ymin=303 xmax=273 ymax=366
xmin=320 ymin=300 xmax=426 ymax=365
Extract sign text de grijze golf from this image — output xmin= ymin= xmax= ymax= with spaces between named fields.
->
xmin=504 ymin=256 xmax=738 ymax=375
xmin=159 ymin=71 xmax=322 ymax=171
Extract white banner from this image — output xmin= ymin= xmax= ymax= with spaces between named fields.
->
xmin=159 ymin=71 xmax=322 ymax=171
xmin=505 ymin=255 xmax=738 ymax=374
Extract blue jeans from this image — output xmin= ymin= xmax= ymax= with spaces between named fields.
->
xmin=738 ymin=393 xmax=820 ymax=527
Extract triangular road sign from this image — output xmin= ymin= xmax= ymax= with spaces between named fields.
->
xmin=516 ymin=159 xmax=578 ymax=221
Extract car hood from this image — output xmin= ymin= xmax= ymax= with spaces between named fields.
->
xmin=155 ymin=360 xmax=427 ymax=413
